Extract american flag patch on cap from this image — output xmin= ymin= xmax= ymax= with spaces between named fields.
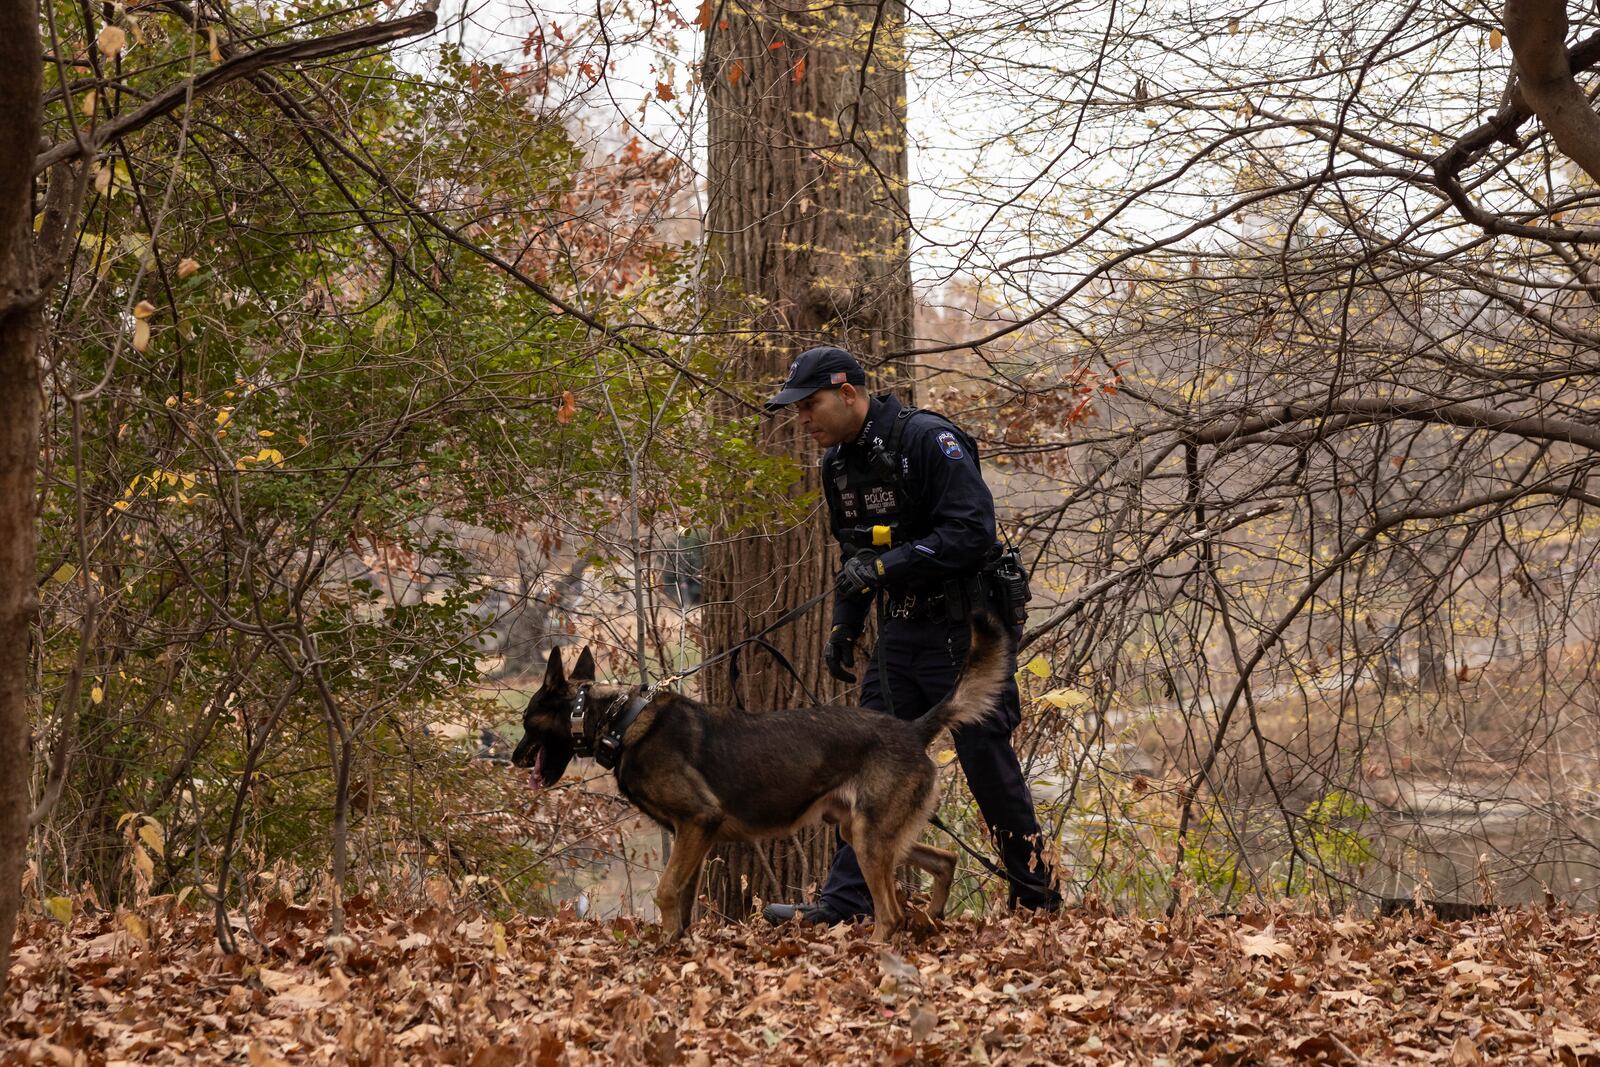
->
xmin=830 ymin=371 xmax=847 ymax=384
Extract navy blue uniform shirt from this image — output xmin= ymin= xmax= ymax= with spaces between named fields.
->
xmin=823 ymin=394 xmax=999 ymax=635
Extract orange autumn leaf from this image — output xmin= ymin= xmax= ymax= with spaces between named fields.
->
xmin=792 ymin=55 xmax=807 ymax=82
xmin=693 ymin=0 xmax=712 ymax=29
xmin=557 ymin=390 xmax=577 ymax=425
xmin=656 ymin=81 xmax=675 ymax=101
xmin=728 ymin=61 xmax=743 ymax=85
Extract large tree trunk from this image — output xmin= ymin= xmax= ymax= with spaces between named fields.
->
xmin=699 ymin=0 xmax=913 ymax=919
xmin=0 ymin=0 xmax=44 ymax=995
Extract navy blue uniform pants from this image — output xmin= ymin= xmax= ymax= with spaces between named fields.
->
xmin=818 ymin=616 xmax=1062 ymax=915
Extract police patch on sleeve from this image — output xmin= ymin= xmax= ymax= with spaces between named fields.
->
xmin=936 ymin=430 xmax=964 ymax=460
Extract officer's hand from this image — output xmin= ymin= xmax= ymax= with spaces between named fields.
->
xmin=824 ymin=626 xmax=858 ymax=684
xmin=836 ymin=552 xmax=884 ymax=597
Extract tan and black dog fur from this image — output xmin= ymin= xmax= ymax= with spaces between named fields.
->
xmin=511 ymin=613 xmax=1011 ymax=941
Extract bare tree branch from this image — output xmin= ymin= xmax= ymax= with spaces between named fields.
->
xmin=1504 ymin=0 xmax=1600 ymax=185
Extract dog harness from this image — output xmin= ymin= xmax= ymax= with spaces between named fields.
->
xmin=567 ymin=684 xmax=653 ymax=770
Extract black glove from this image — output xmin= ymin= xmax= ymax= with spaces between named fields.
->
xmin=824 ymin=626 xmax=858 ymax=683
xmin=836 ymin=552 xmax=885 ymax=597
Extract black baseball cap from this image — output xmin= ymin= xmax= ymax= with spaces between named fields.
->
xmin=764 ymin=346 xmax=867 ymax=410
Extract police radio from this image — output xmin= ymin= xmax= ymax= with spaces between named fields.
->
xmin=985 ymin=547 xmax=1033 ymax=625
xmin=867 ymin=438 xmax=900 ymax=483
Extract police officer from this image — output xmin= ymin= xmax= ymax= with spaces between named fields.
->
xmin=760 ymin=345 xmax=1062 ymax=926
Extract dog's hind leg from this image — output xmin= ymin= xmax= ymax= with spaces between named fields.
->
xmin=655 ymin=819 xmax=716 ymax=940
xmin=905 ymin=843 xmax=958 ymax=917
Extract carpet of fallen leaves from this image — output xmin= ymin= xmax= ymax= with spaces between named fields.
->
xmin=7 ymin=897 xmax=1600 ymax=1066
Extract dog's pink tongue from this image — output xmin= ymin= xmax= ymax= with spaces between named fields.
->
xmin=530 ymin=748 xmax=546 ymax=789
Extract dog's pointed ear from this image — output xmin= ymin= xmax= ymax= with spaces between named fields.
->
xmin=542 ymin=647 xmax=566 ymax=689
xmin=572 ymin=647 xmax=597 ymax=682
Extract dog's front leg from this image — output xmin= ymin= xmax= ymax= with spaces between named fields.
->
xmin=676 ymin=859 xmax=703 ymax=933
xmin=654 ymin=820 xmax=714 ymax=939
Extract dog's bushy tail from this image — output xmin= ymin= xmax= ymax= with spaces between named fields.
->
xmin=915 ymin=612 xmax=1011 ymax=748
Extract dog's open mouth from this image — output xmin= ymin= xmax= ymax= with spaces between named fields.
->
xmin=529 ymin=745 xmax=546 ymax=789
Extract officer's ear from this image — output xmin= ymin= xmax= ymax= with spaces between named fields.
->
xmin=838 ymin=382 xmax=863 ymax=407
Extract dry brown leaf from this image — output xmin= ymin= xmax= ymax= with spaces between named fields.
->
xmin=1238 ymin=927 xmax=1295 ymax=961
xmin=97 ymin=25 xmax=127 ymax=57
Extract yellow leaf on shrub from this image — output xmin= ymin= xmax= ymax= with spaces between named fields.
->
xmin=132 ymin=318 xmax=151 ymax=353
xmin=45 ymin=896 xmax=74 ymax=923
xmin=91 ymin=684 xmax=104 ymax=704
xmin=1039 ymin=688 xmax=1089 ymax=710
xmin=177 ymin=257 xmax=200 ymax=279
xmin=133 ymin=300 xmax=157 ymax=319
xmin=139 ymin=821 xmax=165 ymax=858
xmin=492 ymin=921 xmax=508 ymax=958
xmin=132 ymin=844 xmax=154 ymax=884
xmin=81 ymin=89 xmax=97 ymax=116
xmin=1021 ymin=655 xmax=1051 ymax=679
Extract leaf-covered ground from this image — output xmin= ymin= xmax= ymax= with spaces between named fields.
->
xmin=6 ymin=899 xmax=1600 ymax=1065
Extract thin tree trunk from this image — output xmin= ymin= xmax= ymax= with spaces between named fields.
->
xmin=700 ymin=0 xmax=914 ymax=919
xmin=0 ymin=0 xmax=44 ymax=996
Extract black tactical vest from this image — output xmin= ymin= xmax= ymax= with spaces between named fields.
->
xmin=829 ymin=395 xmax=979 ymax=547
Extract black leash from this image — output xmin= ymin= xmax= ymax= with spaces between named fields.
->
xmin=665 ymin=586 xmax=833 ymax=709
xmin=929 ymin=814 xmax=1042 ymax=893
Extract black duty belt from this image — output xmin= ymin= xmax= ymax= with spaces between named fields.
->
xmin=884 ymin=590 xmax=950 ymax=621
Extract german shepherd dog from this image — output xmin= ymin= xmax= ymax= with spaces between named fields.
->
xmin=511 ymin=612 xmax=1011 ymax=941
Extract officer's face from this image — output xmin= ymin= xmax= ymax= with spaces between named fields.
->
xmin=792 ymin=386 xmax=865 ymax=447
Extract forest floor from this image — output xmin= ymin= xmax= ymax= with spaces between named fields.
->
xmin=5 ymin=897 xmax=1600 ymax=1065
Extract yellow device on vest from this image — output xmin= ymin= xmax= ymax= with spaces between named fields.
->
xmin=871 ymin=525 xmax=892 ymax=547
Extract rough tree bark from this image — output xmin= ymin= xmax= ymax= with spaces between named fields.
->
xmin=699 ymin=0 xmax=914 ymax=918
xmin=0 ymin=0 xmax=43 ymax=997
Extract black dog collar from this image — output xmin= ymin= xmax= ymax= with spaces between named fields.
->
xmin=567 ymin=684 xmax=593 ymax=754
xmin=593 ymin=692 xmax=650 ymax=770
xmin=567 ymin=684 xmax=652 ymax=771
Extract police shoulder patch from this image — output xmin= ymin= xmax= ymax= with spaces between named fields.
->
xmin=935 ymin=430 xmax=964 ymax=460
